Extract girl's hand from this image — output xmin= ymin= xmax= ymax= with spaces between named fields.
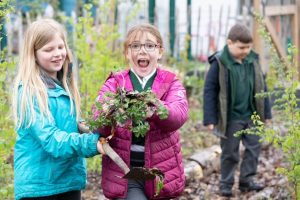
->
xmin=146 ymin=106 xmax=156 ymax=118
xmin=97 ymin=141 xmax=106 ymax=155
xmin=78 ymin=121 xmax=91 ymax=134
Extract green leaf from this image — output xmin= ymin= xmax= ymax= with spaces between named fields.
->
xmin=88 ymin=87 xmax=169 ymax=138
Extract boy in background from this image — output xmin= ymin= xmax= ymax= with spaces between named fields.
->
xmin=203 ymin=23 xmax=272 ymax=197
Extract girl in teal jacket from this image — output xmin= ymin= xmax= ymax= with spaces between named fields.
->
xmin=12 ymin=19 xmax=104 ymax=200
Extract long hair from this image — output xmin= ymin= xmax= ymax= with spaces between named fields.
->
xmin=12 ymin=18 xmax=81 ymax=128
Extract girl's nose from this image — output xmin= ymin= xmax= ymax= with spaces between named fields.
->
xmin=53 ymin=49 xmax=61 ymax=57
xmin=139 ymin=45 xmax=147 ymax=53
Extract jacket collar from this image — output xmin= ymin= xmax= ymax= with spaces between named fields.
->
xmin=113 ymin=67 xmax=174 ymax=99
xmin=219 ymin=45 xmax=258 ymax=67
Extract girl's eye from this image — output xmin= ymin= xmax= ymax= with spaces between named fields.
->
xmin=131 ymin=44 xmax=140 ymax=49
xmin=44 ymin=49 xmax=52 ymax=52
xmin=146 ymin=43 xmax=155 ymax=49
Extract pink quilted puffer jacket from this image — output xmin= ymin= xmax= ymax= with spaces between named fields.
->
xmin=95 ymin=68 xmax=188 ymax=199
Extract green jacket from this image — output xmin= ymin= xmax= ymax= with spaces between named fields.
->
xmin=204 ymin=49 xmax=272 ymax=137
xmin=14 ymin=84 xmax=99 ymax=200
xmin=216 ymin=53 xmax=265 ymax=135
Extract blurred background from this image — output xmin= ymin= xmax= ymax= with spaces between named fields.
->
xmin=1 ymin=0 xmax=298 ymax=65
xmin=1 ymin=0 xmax=300 ymax=199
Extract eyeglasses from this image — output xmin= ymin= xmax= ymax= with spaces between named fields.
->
xmin=128 ymin=42 xmax=160 ymax=52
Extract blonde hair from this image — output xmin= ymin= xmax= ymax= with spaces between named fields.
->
xmin=12 ymin=18 xmax=81 ymax=128
xmin=124 ymin=23 xmax=164 ymax=56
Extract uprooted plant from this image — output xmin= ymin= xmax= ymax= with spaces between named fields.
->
xmin=88 ymin=87 xmax=168 ymax=138
xmin=87 ymin=86 xmax=168 ymax=196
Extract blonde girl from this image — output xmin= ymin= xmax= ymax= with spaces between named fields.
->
xmin=13 ymin=18 xmax=104 ymax=200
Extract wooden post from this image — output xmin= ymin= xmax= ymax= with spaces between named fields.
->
xmin=264 ymin=4 xmax=298 ymax=73
xmin=253 ymin=0 xmax=264 ymax=70
xmin=296 ymin=0 xmax=300 ymax=80
xmin=265 ymin=17 xmax=286 ymax=59
xmin=148 ymin=0 xmax=155 ymax=24
xmin=187 ymin=0 xmax=192 ymax=60
xmin=169 ymin=0 xmax=176 ymax=57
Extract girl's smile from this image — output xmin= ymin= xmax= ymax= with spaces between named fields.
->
xmin=35 ymin=34 xmax=66 ymax=79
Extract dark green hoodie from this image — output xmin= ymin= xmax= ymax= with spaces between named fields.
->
xmin=219 ymin=45 xmax=256 ymax=120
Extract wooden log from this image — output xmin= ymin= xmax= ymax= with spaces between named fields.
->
xmin=186 ymin=145 xmax=221 ymax=178
xmin=184 ymin=160 xmax=203 ymax=180
xmin=189 ymin=145 xmax=221 ymax=167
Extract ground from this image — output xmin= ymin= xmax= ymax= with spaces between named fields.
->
xmin=82 ymin=99 xmax=292 ymax=200
xmin=82 ymin=127 xmax=291 ymax=200
xmin=179 ymin=144 xmax=290 ymax=200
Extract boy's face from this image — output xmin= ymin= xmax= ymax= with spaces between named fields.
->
xmin=227 ymin=40 xmax=252 ymax=61
xmin=35 ymin=34 xmax=66 ymax=79
xmin=126 ymin=32 xmax=162 ymax=78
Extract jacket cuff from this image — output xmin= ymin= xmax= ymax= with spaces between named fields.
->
xmin=87 ymin=133 xmax=101 ymax=157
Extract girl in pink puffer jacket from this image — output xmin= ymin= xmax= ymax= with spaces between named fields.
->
xmin=94 ymin=23 xmax=188 ymax=200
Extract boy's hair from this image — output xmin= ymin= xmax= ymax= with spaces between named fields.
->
xmin=227 ymin=23 xmax=253 ymax=43
xmin=13 ymin=18 xmax=81 ymax=128
xmin=124 ymin=23 xmax=163 ymax=55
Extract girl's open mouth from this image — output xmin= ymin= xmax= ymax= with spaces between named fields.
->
xmin=138 ymin=59 xmax=149 ymax=68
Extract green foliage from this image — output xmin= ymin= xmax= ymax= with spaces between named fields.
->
xmin=67 ymin=1 xmax=141 ymax=173
xmin=0 ymin=0 xmax=13 ymax=18
xmin=188 ymin=108 xmax=202 ymax=122
xmin=85 ymin=155 xmax=102 ymax=174
xmin=0 ymin=40 xmax=15 ymax=200
xmin=243 ymin=13 xmax=300 ymax=199
xmin=155 ymin=175 xmax=164 ymax=197
xmin=72 ymin=3 xmax=125 ymax=117
xmin=234 ymin=112 xmax=270 ymax=139
xmin=0 ymin=2 xmax=15 ymax=198
xmin=88 ymin=88 xmax=168 ymax=138
xmin=14 ymin=0 xmax=59 ymax=17
xmin=124 ymin=1 xmax=142 ymax=23
xmin=255 ymin=14 xmax=293 ymax=90
xmin=69 ymin=2 xmax=127 ymax=173
xmin=166 ymin=34 xmax=205 ymax=100
xmin=167 ymin=57 xmax=205 ymax=100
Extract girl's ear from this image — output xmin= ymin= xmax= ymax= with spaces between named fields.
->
xmin=158 ymin=47 xmax=164 ymax=59
xmin=125 ymin=49 xmax=132 ymax=61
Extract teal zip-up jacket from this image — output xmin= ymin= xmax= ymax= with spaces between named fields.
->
xmin=14 ymin=83 xmax=100 ymax=200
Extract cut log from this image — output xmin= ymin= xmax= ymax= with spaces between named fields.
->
xmin=184 ymin=160 xmax=203 ymax=179
xmin=185 ymin=145 xmax=221 ymax=178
